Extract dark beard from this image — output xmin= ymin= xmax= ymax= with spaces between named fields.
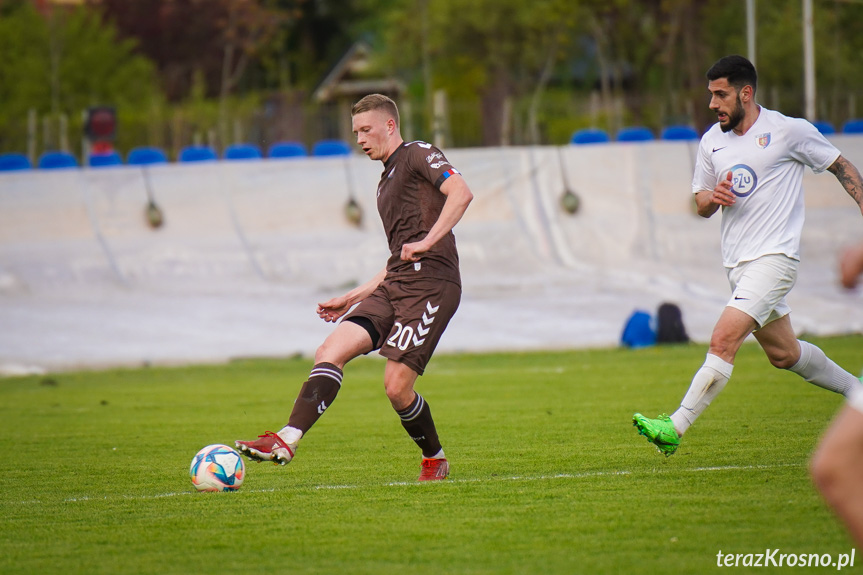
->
xmin=720 ymin=96 xmax=745 ymax=133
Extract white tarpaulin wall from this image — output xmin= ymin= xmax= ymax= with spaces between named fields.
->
xmin=1 ymin=138 xmax=862 ymax=373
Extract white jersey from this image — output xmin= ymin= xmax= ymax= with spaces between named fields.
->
xmin=692 ymin=106 xmax=840 ymax=268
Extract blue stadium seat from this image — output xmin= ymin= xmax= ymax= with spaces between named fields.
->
xmin=660 ymin=125 xmax=699 ymax=141
xmin=224 ymin=143 xmax=262 ymax=160
xmin=616 ymin=126 xmax=655 ymax=142
xmin=268 ymin=141 xmax=307 ymax=159
xmin=312 ymin=139 xmax=351 ymax=156
xmin=179 ymin=145 xmax=218 ymax=162
xmin=812 ymin=121 xmax=836 ymax=135
xmin=0 ymin=152 xmax=32 ymax=171
xmin=38 ymin=151 xmax=78 ymax=169
xmin=127 ymin=146 xmax=168 ymax=166
xmin=570 ymin=128 xmax=610 ymax=145
xmin=841 ymin=119 xmax=863 ymax=134
xmin=88 ymin=151 xmax=123 ymax=168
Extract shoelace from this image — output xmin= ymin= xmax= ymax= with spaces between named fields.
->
xmin=260 ymin=431 xmax=294 ymax=456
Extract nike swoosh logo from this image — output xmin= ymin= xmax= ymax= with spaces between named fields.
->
xmin=712 ymin=146 xmax=727 ymax=153
xmin=734 ymin=295 xmax=748 ymax=300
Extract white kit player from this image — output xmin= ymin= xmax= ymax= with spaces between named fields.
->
xmin=633 ymin=55 xmax=863 ymax=456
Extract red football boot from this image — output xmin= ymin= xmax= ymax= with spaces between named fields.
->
xmin=235 ymin=431 xmax=295 ymax=466
xmin=418 ymin=458 xmax=449 ymax=481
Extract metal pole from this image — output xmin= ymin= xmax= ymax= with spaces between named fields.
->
xmin=746 ymin=0 xmax=756 ymax=67
xmin=420 ymin=0 xmax=432 ymax=137
xmin=81 ymin=109 xmax=89 ymax=166
xmin=803 ymin=0 xmax=816 ymax=120
xmin=432 ymin=89 xmax=447 ymax=148
xmin=27 ymin=109 xmax=37 ymax=164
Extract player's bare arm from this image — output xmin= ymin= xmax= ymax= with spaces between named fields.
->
xmin=694 ymin=171 xmax=735 ymax=218
xmin=317 ymin=267 xmax=388 ymax=323
xmin=400 ymin=174 xmax=474 ymax=262
xmin=827 ymin=155 xmax=863 ymax=216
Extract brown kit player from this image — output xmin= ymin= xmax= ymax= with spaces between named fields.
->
xmin=236 ymin=94 xmax=473 ymax=481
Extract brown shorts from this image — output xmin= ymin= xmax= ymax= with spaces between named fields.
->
xmin=343 ymin=277 xmax=461 ymax=376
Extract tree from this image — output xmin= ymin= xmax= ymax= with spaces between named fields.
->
xmin=96 ymin=0 xmax=216 ymax=100
xmin=96 ymin=0 xmax=275 ymax=101
xmin=581 ymin=0 xmax=690 ymax=130
xmin=0 ymin=1 xmax=158 ymax=153
xmin=374 ymin=0 xmax=577 ymax=146
xmin=265 ymin=0 xmax=368 ymax=91
xmin=216 ymin=0 xmax=283 ymax=144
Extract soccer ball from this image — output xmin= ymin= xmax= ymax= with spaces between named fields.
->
xmin=189 ymin=444 xmax=245 ymax=492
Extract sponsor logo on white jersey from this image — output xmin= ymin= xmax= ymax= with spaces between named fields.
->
xmin=730 ymin=164 xmax=758 ymax=197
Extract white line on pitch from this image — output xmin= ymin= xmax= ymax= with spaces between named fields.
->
xmin=32 ymin=462 xmax=805 ymax=505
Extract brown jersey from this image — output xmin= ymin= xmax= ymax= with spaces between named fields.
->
xmin=376 ymin=141 xmax=462 ymax=287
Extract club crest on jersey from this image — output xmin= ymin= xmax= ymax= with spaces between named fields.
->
xmin=755 ymin=132 xmax=771 ymax=149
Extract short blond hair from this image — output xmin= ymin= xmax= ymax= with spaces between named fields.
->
xmin=351 ymin=94 xmax=399 ymax=128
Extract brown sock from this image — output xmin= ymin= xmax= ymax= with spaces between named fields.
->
xmin=396 ymin=393 xmax=442 ymax=458
xmin=286 ymin=362 xmax=342 ymax=434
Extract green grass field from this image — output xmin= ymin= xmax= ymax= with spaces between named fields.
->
xmin=3 ymin=337 xmax=862 ymax=574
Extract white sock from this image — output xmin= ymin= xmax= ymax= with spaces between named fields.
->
xmin=428 ymin=449 xmax=446 ymax=460
xmin=789 ymin=340 xmax=860 ymax=397
xmin=670 ymin=353 xmax=734 ymax=436
xmin=277 ymin=425 xmax=303 ymax=446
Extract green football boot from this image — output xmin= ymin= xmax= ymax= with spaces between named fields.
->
xmin=632 ymin=413 xmax=680 ymax=456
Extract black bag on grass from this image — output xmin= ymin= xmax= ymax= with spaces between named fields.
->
xmin=656 ymin=302 xmax=689 ymax=344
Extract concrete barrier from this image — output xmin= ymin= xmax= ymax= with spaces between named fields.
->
xmin=1 ymin=138 xmax=861 ymax=373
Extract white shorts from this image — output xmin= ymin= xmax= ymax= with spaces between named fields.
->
xmin=725 ymin=254 xmax=798 ymax=329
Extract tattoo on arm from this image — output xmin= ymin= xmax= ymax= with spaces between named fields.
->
xmin=827 ymin=156 xmax=863 ymax=207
